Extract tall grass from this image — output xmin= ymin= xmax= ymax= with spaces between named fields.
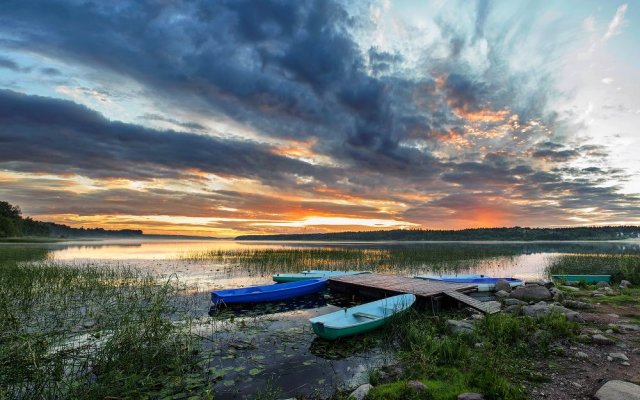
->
xmin=180 ymin=246 xmax=521 ymax=275
xmin=373 ymin=311 xmax=579 ymax=400
xmin=0 ymin=253 xmax=200 ymax=398
xmin=546 ymin=253 xmax=640 ymax=283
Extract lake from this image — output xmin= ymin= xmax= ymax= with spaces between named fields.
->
xmin=2 ymin=238 xmax=639 ymax=398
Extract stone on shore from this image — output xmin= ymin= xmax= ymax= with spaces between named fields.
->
xmin=608 ymin=352 xmax=629 ymax=362
xmin=597 ymin=281 xmax=611 ymax=288
xmin=495 ymin=290 xmax=510 ymax=299
xmin=446 ymin=320 xmax=474 ymax=334
xmin=549 ymin=287 xmax=565 ymax=301
xmin=562 ymin=300 xmax=594 ymax=310
xmin=592 ymin=334 xmax=616 ymax=345
xmin=503 ymin=298 xmax=527 ymax=306
xmin=619 ymin=280 xmax=632 ymax=289
xmin=407 ymin=380 xmax=427 ymax=393
xmin=509 ymin=285 xmax=552 ymax=302
xmin=594 ymin=380 xmax=640 ymax=400
xmin=560 ymin=285 xmax=580 ymax=292
xmin=349 ymin=384 xmax=372 ymax=400
xmin=494 ymin=279 xmax=512 ymax=293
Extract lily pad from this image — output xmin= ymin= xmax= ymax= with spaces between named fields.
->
xmin=248 ymin=368 xmax=264 ymax=376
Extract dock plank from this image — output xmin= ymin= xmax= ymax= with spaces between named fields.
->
xmin=328 ymin=274 xmax=499 ymax=314
xmin=443 ymin=290 xmax=501 ymax=314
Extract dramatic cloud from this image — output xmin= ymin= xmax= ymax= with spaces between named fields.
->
xmin=0 ymin=0 xmax=638 ymax=235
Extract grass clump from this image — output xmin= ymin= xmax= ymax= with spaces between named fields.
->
xmin=0 ymin=254 xmax=200 ymax=399
xmin=374 ymin=310 xmax=579 ymax=400
xmin=546 ymin=253 xmax=640 ymax=284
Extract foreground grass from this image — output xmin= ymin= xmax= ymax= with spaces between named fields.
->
xmin=364 ymin=311 xmax=579 ymax=400
xmin=0 ymin=251 xmax=201 ymax=399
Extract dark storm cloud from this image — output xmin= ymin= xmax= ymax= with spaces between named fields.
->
xmin=0 ymin=90 xmax=334 ymax=183
xmin=0 ymin=56 xmax=28 ymax=72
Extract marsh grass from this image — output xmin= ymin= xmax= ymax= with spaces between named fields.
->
xmin=546 ymin=253 xmax=640 ymax=284
xmin=180 ymin=246 xmax=521 ymax=275
xmin=0 ymin=254 xmax=201 ymax=399
xmin=369 ymin=310 xmax=579 ymax=400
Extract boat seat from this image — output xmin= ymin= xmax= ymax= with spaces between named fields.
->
xmin=353 ymin=312 xmax=379 ymax=320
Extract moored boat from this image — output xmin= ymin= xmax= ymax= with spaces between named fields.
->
xmin=414 ymin=275 xmax=524 ymax=292
xmin=551 ymin=274 xmax=611 ymax=284
xmin=272 ymin=270 xmax=369 ymax=283
xmin=309 ymin=294 xmax=416 ymax=340
xmin=211 ymin=278 xmax=327 ymax=306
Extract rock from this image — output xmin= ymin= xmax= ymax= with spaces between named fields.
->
xmin=577 ymin=334 xmax=591 ymax=342
xmin=407 ymin=380 xmax=427 ymax=393
xmin=495 ymin=290 xmax=510 ymax=299
xmin=484 ymin=301 xmax=501 ymax=310
xmin=622 ymin=361 xmax=631 ymax=366
xmin=550 ymin=287 xmax=565 ymax=301
xmin=524 ymin=280 xmax=545 ymax=286
xmin=510 ymin=286 xmax=552 ymax=302
xmin=608 ymin=352 xmax=629 ymax=362
xmin=503 ymin=298 xmax=527 ymax=306
xmin=592 ymin=334 xmax=616 ymax=345
xmin=522 ymin=302 xmax=550 ymax=317
xmin=619 ymin=324 xmax=640 ymax=332
xmin=458 ymin=393 xmax=485 ymax=400
xmin=474 ymin=342 xmax=484 ymax=348
xmin=592 ymin=293 xmax=605 ymax=297
xmin=633 ymin=348 xmax=640 ymax=354
xmin=471 ymin=313 xmax=484 ymax=321
xmin=349 ymin=384 xmax=373 ymax=400
xmin=562 ymin=300 xmax=594 ymax=310
xmin=619 ymin=280 xmax=632 ymax=289
xmin=594 ymin=380 xmax=640 ymax=400
xmin=600 ymin=287 xmax=615 ymax=294
xmin=446 ymin=320 xmax=474 ymax=334
xmin=503 ymin=305 xmax=522 ymax=315
xmin=575 ymin=351 xmax=589 ymax=360
xmin=376 ymin=364 xmax=403 ymax=384
xmin=560 ymin=285 xmax=580 ymax=291
xmin=597 ymin=281 xmax=611 ymax=288
xmin=494 ymin=279 xmax=512 ymax=293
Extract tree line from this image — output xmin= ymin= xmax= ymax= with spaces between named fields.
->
xmin=236 ymin=226 xmax=640 ymax=242
xmin=0 ymin=201 xmax=142 ymax=238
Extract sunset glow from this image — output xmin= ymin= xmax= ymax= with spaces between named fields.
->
xmin=1 ymin=1 xmax=639 ymax=237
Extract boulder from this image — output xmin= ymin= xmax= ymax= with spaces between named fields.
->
xmin=446 ymin=320 xmax=474 ymax=335
xmin=597 ymin=281 xmax=611 ymax=288
xmin=600 ymin=287 xmax=615 ymax=294
xmin=407 ymin=380 xmax=427 ymax=393
xmin=618 ymin=324 xmax=640 ymax=332
xmin=522 ymin=302 xmax=550 ymax=317
xmin=510 ymin=285 xmax=552 ymax=302
xmin=503 ymin=305 xmax=522 ymax=315
xmin=594 ymin=380 xmax=640 ymax=400
xmin=608 ymin=352 xmax=629 ymax=362
xmin=592 ymin=334 xmax=616 ymax=345
xmin=494 ymin=279 xmax=512 ymax=293
xmin=495 ymin=290 xmax=510 ymax=300
xmin=503 ymin=298 xmax=527 ymax=306
xmin=349 ymin=384 xmax=373 ymax=400
xmin=619 ymin=280 xmax=632 ymax=289
xmin=458 ymin=393 xmax=485 ymax=400
xmin=575 ymin=351 xmax=589 ymax=360
xmin=550 ymin=287 xmax=565 ymax=302
xmin=562 ymin=300 xmax=594 ymax=310
xmin=560 ymin=285 xmax=580 ymax=292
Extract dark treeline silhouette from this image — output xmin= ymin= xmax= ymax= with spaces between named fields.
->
xmin=236 ymin=226 xmax=640 ymax=242
xmin=0 ymin=201 xmax=142 ymax=238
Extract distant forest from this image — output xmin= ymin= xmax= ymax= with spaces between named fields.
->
xmin=236 ymin=226 xmax=640 ymax=242
xmin=0 ymin=201 xmax=142 ymax=238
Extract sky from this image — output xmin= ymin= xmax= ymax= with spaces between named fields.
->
xmin=1 ymin=0 xmax=639 ymax=237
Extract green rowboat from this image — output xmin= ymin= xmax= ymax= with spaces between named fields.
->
xmin=551 ymin=274 xmax=611 ymax=283
xmin=272 ymin=270 xmax=369 ymax=283
xmin=309 ymin=294 xmax=416 ymax=340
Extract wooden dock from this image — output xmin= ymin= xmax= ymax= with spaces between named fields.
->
xmin=328 ymin=274 xmax=500 ymax=314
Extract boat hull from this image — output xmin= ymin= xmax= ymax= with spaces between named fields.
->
xmin=551 ymin=275 xmax=611 ymax=283
xmin=273 ymin=270 xmax=368 ymax=283
xmin=211 ymin=279 xmax=327 ymax=305
xmin=309 ymin=294 xmax=416 ymax=340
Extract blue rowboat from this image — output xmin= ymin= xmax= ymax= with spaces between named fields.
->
xmin=309 ymin=294 xmax=416 ymax=340
xmin=273 ymin=270 xmax=369 ymax=283
xmin=415 ymin=275 xmax=524 ymax=292
xmin=211 ymin=278 xmax=327 ymax=305
xmin=551 ymin=274 xmax=611 ymax=284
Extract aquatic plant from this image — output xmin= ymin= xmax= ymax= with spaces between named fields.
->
xmin=546 ymin=253 xmax=640 ymax=284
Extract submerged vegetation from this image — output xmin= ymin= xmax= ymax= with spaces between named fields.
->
xmin=0 ymin=247 xmax=200 ymax=399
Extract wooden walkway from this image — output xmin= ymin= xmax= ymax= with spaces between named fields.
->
xmin=328 ymin=274 xmax=499 ymax=314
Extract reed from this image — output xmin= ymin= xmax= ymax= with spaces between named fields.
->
xmin=0 ymin=255 xmax=200 ymax=398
